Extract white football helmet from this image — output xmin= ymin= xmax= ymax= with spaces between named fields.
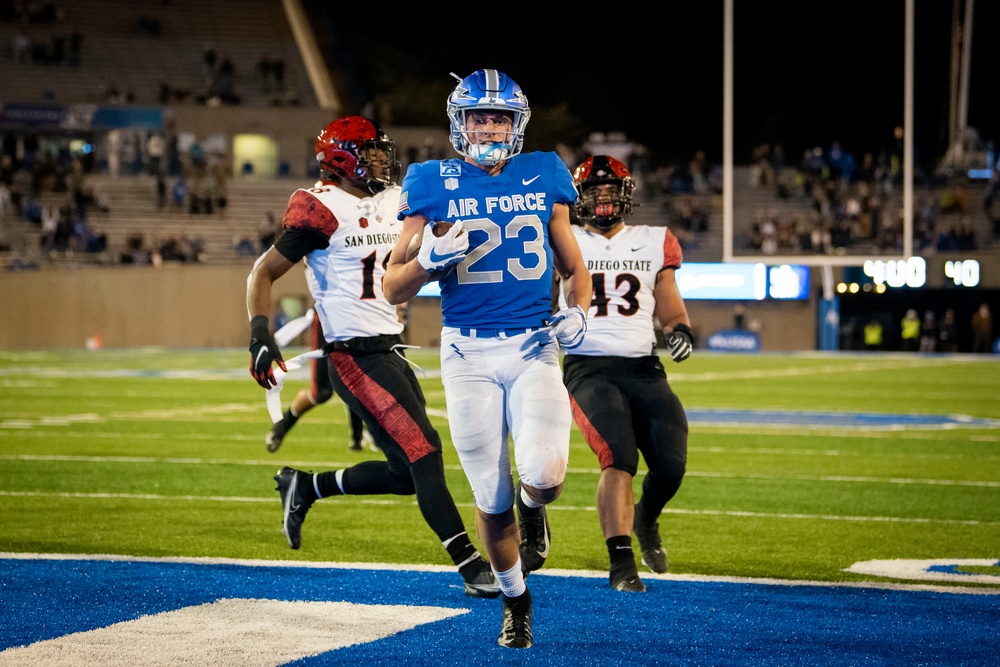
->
xmin=446 ymin=69 xmax=530 ymax=166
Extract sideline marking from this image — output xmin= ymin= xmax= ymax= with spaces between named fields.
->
xmin=2 ymin=552 xmax=998 ymax=596
xmin=846 ymin=559 xmax=1000 ymax=585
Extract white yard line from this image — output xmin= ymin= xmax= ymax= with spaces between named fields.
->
xmin=0 ymin=551 xmax=996 ymax=594
xmin=2 ymin=489 xmax=999 ymax=526
xmin=2 ymin=453 xmax=998 ymax=487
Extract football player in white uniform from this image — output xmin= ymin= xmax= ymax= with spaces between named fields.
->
xmin=246 ymin=116 xmax=499 ymax=599
xmin=559 ymin=155 xmax=691 ymax=592
xmin=264 ymin=310 xmax=375 ymax=454
xmin=383 ymin=70 xmax=592 ymax=649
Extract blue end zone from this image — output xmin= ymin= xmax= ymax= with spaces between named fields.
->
xmin=1 ymin=556 xmax=997 ymax=665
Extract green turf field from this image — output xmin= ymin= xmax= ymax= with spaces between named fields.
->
xmin=1 ymin=348 xmax=997 ymax=588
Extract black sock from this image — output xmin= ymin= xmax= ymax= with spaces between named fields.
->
xmin=607 ymin=535 xmax=637 ymax=580
xmin=445 ymin=532 xmax=482 ymax=577
xmin=282 ymin=409 xmax=300 ymax=428
xmin=515 ymin=485 xmax=540 ymax=518
xmin=310 ymin=471 xmax=344 ymax=499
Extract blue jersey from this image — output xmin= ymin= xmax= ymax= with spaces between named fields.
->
xmin=398 ymin=152 xmax=577 ymax=329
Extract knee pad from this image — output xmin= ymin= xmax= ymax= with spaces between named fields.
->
xmin=514 ymin=440 xmax=568 ymax=492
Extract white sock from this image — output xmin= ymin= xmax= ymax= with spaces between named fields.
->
xmin=494 ymin=560 xmax=526 ymax=597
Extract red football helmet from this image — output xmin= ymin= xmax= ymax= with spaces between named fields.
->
xmin=572 ymin=155 xmax=635 ymax=229
xmin=315 ymin=116 xmax=400 ymax=195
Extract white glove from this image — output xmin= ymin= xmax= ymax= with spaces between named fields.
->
xmin=417 ymin=220 xmax=468 ymax=274
xmin=547 ymin=305 xmax=587 ymax=349
xmin=665 ymin=323 xmax=693 ymax=362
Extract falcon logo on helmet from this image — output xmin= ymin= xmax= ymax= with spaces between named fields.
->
xmin=446 ymin=69 xmax=531 ymax=166
xmin=572 ymin=155 xmax=636 ymax=229
xmin=315 ymin=116 xmax=400 ymax=195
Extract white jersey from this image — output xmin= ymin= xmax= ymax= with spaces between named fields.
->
xmin=561 ymin=224 xmax=683 ymax=358
xmin=281 ymin=184 xmax=404 ymax=342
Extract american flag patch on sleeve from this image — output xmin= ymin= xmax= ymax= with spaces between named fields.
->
xmin=397 ymin=191 xmax=409 ymax=214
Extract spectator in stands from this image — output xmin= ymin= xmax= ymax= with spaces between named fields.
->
xmin=216 ymin=57 xmax=237 ymax=104
xmin=953 ymin=219 xmax=977 ymax=251
xmin=971 ymin=304 xmax=993 ymax=354
xmin=864 ymin=317 xmax=883 ymax=351
xmin=68 ymin=27 xmax=82 ymax=66
xmin=147 ymin=133 xmax=165 ymax=177
xmin=169 ymin=175 xmax=187 ymax=211
xmin=156 ymin=172 xmax=166 ymax=208
xmin=38 ymin=203 xmax=59 ymax=251
xmin=900 ymin=309 xmax=920 ymax=352
xmin=271 ymin=57 xmax=285 ymax=92
xmin=684 ymin=149 xmax=706 ymax=195
xmin=210 ymin=155 xmax=230 ymax=215
xmin=202 ymin=43 xmax=217 ymax=85
xmin=121 ymin=234 xmax=152 ymax=265
xmin=809 ymin=218 xmax=833 ymax=254
xmin=749 ymin=143 xmax=775 ymax=188
xmin=826 ymin=140 xmax=856 ymax=183
xmin=0 ymin=181 xmax=13 ymax=220
xmin=983 ymin=169 xmax=1000 ymax=242
xmin=258 ymin=211 xmax=278 ymax=252
xmin=733 ymin=304 xmax=747 ymax=330
xmin=918 ymin=310 xmax=937 ymax=353
xmin=13 ymin=29 xmax=31 ymax=63
xmin=938 ymin=309 xmax=959 ymax=353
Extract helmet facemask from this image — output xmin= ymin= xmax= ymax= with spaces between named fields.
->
xmin=572 ymin=155 xmax=635 ymax=230
xmin=447 ymin=69 xmax=530 ymax=166
xmin=577 ymin=183 xmax=631 ymax=229
xmin=316 ymin=117 xmax=401 ymax=195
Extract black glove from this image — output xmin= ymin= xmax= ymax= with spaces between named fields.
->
xmin=249 ymin=315 xmax=286 ymax=389
xmin=665 ymin=323 xmax=693 ymax=363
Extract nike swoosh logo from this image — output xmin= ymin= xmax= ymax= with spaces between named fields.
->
xmin=615 ymin=546 xmax=633 ymax=551
xmin=429 ymin=248 xmax=460 ymax=263
xmin=631 ymin=246 xmax=646 ymax=252
xmin=522 ymin=175 xmax=540 ymax=186
xmin=254 ymin=347 xmax=270 ymax=366
xmin=538 ymin=514 xmax=550 ymax=558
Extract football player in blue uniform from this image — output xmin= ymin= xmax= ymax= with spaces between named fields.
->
xmin=559 ymin=156 xmax=692 ymax=593
xmin=247 ymin=116 xmax=499 ymax=600
xmin=383 ymin=69 xmax=592 ymax=649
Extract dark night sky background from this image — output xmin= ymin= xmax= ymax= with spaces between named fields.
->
xmin=328 ymin=1 xmax=997 ymax=169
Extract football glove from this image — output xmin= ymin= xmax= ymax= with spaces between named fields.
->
xmin=520 ymin=327 xmax=556 ymax=360
xmin=417 ymin=220 xmax=468 ymax=274
xmin=665 ymin=322 xmax=694 ymax=363
xmin=547 ymin=305 xmax=587 ymax=350
xmin=249 ymin=315 xmax=287 ymax=389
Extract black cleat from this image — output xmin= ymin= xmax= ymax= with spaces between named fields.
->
xmin=610 ymin=569 xmax=647 ymax=593
xmin=462 ymin=556 xmax=501 ymax=598
xmin=516 ymin=482 xmax=550 ymax=572
xmin=348 ymin=439 xmax=363 ymax=451
xmin=633 ymin=503 xmax=668 ymax=574
xmin=265 ymin=420 xmax=290 ymax=453
xmin=498 ymin=588 xmax=533 ymax=649
xmin=274 ymin=466 xmax=314 ymax=549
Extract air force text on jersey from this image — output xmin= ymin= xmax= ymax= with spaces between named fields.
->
xmin=446 ymin=193 xmax=547 ymax=218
